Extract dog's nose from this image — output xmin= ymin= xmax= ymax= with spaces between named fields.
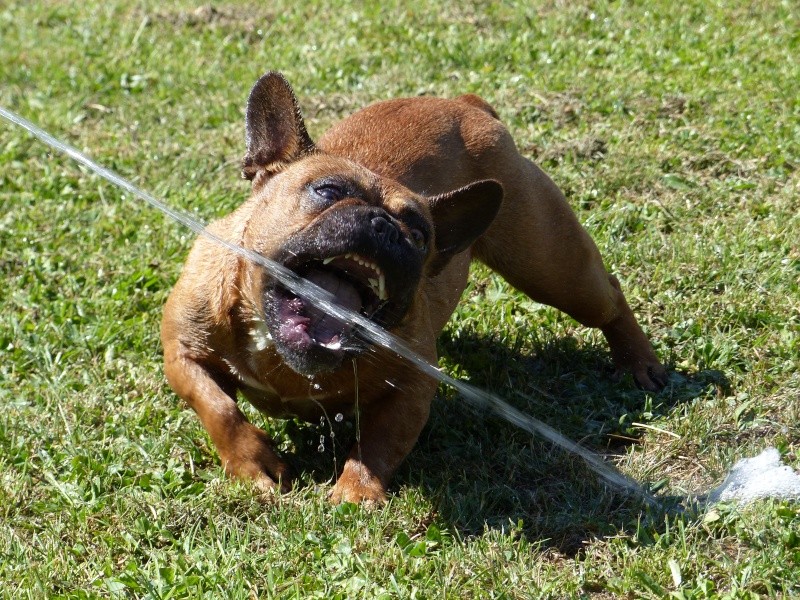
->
xmin=371 ymin=215 xmax=400 ymax=245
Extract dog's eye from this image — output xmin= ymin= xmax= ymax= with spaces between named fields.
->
xmin=313 ymin=184 xmax=346 ymax=204
xmin=409 ymin=228 xmax=427 ymax=251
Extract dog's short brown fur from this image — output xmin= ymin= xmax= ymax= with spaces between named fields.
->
xmin=161 ymin=72 xmax=666 ymax=503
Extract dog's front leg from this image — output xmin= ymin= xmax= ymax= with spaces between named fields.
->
xmin=163 ymin=340 xmax=290 ymax=492
xmin=328 ymin=377 xmax=435 ymax=504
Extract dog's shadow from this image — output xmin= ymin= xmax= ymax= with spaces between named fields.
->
xmin=280 ymin=330 xmax=726 ymax=554
xmin=406 ymin=330 xmax=727 ymax=552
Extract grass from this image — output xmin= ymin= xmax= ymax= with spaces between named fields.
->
xmin=1 ymin=0 xmax=798 ymax=597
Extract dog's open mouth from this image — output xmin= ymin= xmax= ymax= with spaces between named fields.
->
xmin=274 ymin=253 xmax=388 ymax=352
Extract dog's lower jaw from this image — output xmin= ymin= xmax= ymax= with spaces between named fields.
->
xmin=262 ymin=287 xmax=350 ymax=375
xmin=271 ymin=337 xmax=351 ymax=377
xmin=260 ymin=281 xmax=406 ymax=377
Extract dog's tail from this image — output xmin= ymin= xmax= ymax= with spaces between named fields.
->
xmin=455 ymin=94 xmax=500 ymax=120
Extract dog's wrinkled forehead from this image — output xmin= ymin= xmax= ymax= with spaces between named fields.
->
xmin=260 ymin=154 xmax=431 ymax=218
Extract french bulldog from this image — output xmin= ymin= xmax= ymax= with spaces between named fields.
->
xmin=161 ymin=72 xmax=666 ymax=503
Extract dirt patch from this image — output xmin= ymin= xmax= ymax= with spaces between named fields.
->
xmin=687 ymin=151 xmax=759 ymax=178
xmin=534 ymin=136 xmax=607 ymax=163
xmin=659 ymin=94 xmax=690 ymax=119
xmin=147 ymin=4 xmax=272 ymax=33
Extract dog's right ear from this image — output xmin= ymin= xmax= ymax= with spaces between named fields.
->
xmin=242 ymin=72 xmax=316 ymax=181
xmin=425 ymin=179 xmax=504 ymax=276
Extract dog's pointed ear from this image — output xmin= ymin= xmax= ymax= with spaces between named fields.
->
xmin=427 ymin=179 xmax=504 ymax=275
xmin=242 ymin=72 xmax=316 ymax=180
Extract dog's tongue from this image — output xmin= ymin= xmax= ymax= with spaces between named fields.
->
xmin=303 ymin=269 xmax=361 ymax=345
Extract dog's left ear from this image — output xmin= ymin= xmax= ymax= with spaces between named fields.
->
xmin=242 ymin=71 xmax=316 ymax=181
xmin=427 ymin=179 xmax=503 ymax=275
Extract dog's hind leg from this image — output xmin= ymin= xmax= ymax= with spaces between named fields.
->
xmin=472 ymin=155 xmax=666 ymax=390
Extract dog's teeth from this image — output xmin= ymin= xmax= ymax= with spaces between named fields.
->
xmin=368 ymin=278 xmax=378 ymax=290
xmin=379 ymin=274 xmax=387 ymax=300
xmin=322 ymin=256 xmax=336 ymax=265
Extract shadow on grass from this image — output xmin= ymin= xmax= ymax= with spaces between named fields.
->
xmin=401 ymin=330 xmax=727 ymax=554
xmin=279 ymin=329 xmax=727 ymax=554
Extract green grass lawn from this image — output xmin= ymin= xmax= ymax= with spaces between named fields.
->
xmin=1 ymin=0 xmax=798 ymax=597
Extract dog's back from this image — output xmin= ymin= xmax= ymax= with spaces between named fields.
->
xmin=320 ymin=92 xmax=665 ymax=390
xmin=318 ymin=95 xmax=512 ymax=195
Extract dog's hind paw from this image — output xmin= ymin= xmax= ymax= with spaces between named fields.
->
xmin=629 ymin=362 xmax=668 ymax=392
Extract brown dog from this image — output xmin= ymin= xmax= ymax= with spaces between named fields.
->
xmin=161 ymin=72 xmax=666 ymax=503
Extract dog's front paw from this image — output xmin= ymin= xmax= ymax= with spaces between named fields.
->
xmin=328 ymin=463 xmax=387 ymax=505
xmin=219 ymin=423 xmax=292 ymax=493
xmin=621 ymin=360 xmax=668 ymax=392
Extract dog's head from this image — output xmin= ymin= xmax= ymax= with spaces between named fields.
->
xmin=239 ymin=72 xmax=503 ymax=375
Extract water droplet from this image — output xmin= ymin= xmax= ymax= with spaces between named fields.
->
xmin=319 ymin=435 xmax=325 ymax=444
xmin=335 ymin=413 xmax=344 ymax=422
xmin=312 ymin=383 xmax=321 ymax=390
xmin=317 ymin=444 xmax=325 ymax=453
